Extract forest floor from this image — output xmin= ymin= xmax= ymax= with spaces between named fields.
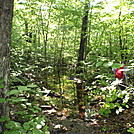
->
xmin=45 ymin=103 xmax=134 ymax=134
xmin=15 ymin=71 xmax=134 ymax=134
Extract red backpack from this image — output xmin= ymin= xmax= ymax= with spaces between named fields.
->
xmin=115 ymin=65 xmax=126 ymax=79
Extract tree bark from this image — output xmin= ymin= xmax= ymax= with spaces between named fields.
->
xmin=76 ymin=3 xmax=88 ymax=120
xmin=0 ymin=0 xmax=14 ymax=132
xmin=118 ymin=8 xmax=124 ymax=60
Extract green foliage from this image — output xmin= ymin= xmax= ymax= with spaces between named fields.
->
xmin=96 ymin=59 xmax=123 ymax=69
xmin=9 ymin=0 xmax=134 ymax=133
xmin=99 ymin=83 xmax=132 ymax=117
xmin=4 ymin=116 xmax=49 ymax=134
xmin=0 ymin=77 xmax=4 ymax=88
xmin=4 ymin=84 xmax=50 ymax=133
xmin=112 ymin=63 xmax=123 ymax=68
xmin=0 ymin=98 xmax=6 ymax=103
xmin=102 ymin=125 xmax=108 ymax=131
xmin=127 ymin=127 xmax=134 ymax=134
xmin=0 ymin=116 xmax=10 ymax=122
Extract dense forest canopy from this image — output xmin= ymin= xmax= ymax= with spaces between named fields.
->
xmin=0 ymin=0 xmax=134 ymax=133
xmin=12 ymin=0 xmax=134 ymax=63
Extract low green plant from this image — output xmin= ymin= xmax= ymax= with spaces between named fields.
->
xmin=102 ymin=125 xmax=108 ymax=131
xmin=4 ymin=116 xmax=50 ymax=134
xmin=2 ymin=84 xmax=50 ymax=134
xmin=99 ymin=83 xmax=131 ymax=117
xmin=127 ymin=127 xmax=134 ymax=134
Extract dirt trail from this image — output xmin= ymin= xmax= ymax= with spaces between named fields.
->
xmin=45 ymin=107 xmax=134 ymax=134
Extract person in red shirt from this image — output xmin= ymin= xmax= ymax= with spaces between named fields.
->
xmin=115 ymin=65 xmax=126 ymax=79
xmin=114 ymin=65 xmax=127 ymax=90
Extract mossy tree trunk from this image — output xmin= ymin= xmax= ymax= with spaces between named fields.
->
xmin=0 ymin=0 xmax=14 ymax=132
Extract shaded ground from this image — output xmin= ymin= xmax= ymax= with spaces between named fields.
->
xmin=45 ymin=107 xmax=134 ymax=134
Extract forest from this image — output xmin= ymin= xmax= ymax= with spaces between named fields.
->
xmin=0 ymin=0 xmax=134 ymax=134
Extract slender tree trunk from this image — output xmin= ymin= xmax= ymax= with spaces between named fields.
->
xmin=85 ymin=3 xmax=92 ymax=59
xmin=24 ymin=20 xmax=32 ymax=43
xmin=108 ymin=32 xmax=113 ymax=59
xmin=118 ymin=8 xmax=128 ymax=62
xmin=40 ymin=3 xmax=52 ymax=87
xmin=59 ymin=16 xmax=66 ymax=91
xmin=0 ymin=0 xmax=14 ymax=132
xmin=118 ymin=8 xmax=124 ymax=60
xmin=76 ymin=3 xmax=88 ymax=120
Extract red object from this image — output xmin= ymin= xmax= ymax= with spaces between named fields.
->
xmin=115 ymin=65 xmax=126 ymax=79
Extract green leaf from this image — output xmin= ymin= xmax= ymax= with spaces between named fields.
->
xmin=103 ymin=61 xmax=113 ymax=67
xmin=0 ymin=77 xmax=4 ymax=88
xmin=14 ymin=97 xmax=28 ymax=102
xmin=0 ymin=98 xmax=6 ymax=103
xmin=18 ymin=86 xmax=30 ymax=91
xmin=32 ymin=128 xmax=43 ymax=134
xmin=18 ymin=129 xmax=27 ymax=133
xmin=27 ymin=132 xmax=33 ymax=134
xmin=7 ymin=90 xmax=19 ymax=95
xmin=27 ymin=84 xmax=38 ymax=88
xmin=33 ymin=106 xmax=41 ymax=111
xmin=96 ymin=62 xmax=103 ymax=67
xmin=106 ymin=97 xmax=112 ymax=102
xmin=109 ymin=103 xmax=114 ymax=109
xmin=115 ymin=103 xmax=120 ymax=107
xmin=105 ymin=109 xmax=111 ymax=114
xmin=112 ymin=63 xmax=122 ymax=68
xmin=0 ymin=117 xmax=5 ymax=122
xmin=4 ymin=117 xmax=10 ymax=121
xmin=0 ymin=116 xmax=10 ymax=122
xmin=104 ymin=102 xmax=110 ymax=108
xmin=111 ymin=94 xmax=117 ymax=101
xmin=3 ymin=130 xmax=9 ymax=134
xmin=23 ymin=122 xmax=31 ymax=130
xmin=99 ymin=108 xmax=105 ymax=114
xmin=0 ymin=84 xmax=4 ymax=88
xmin=8 ymin=131 xmax=20 ymax=134
xmin=0 ymin=78 xmax=4 ymax=83
xmin=127 ymin=127 xmax=134 ymax=134
xmin=5 ymin=121 xmax=21 ymax=129
xmin=8 ymin=97 xmax=28 ymax=103
xmin=42 ymin=126 xmax=49 ymax=133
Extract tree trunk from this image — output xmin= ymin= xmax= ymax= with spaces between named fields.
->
xmin=76 ymin=3 xmax=88 ymax=120
xmin=25 ymin=20 xmax=32 ymax=43
xmin=0 ymin=0 xmax=14 ymax=132
xmin=40 ymin=3 xmax=52 ymax=87
xmin=118 ymin=8 xmax=124 ymax=60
